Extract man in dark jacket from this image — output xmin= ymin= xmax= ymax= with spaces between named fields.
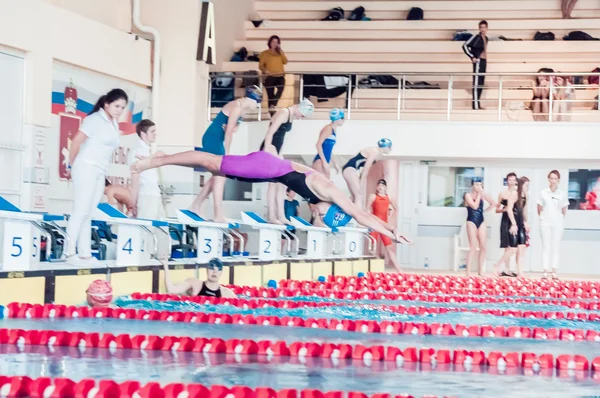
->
xmin=463 ymin=20 xmax=489 ymax=110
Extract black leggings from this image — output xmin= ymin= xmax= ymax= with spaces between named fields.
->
xmin=264 ymin=76 xmax=285 ymax=108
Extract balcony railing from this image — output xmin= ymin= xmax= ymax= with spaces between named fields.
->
xmin=208 ymin=71 xmax=600 ymax=123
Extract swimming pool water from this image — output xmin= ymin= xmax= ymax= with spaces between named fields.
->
xmin=1 ymin=294 xmax=599 ymax=397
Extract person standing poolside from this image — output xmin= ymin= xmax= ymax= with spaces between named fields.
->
xmin=259 ymin=98 xmax=314 ymax=224
xmin=463 ymin=177 xmax=496 ymax=276
xmin=537 ymin=170 xmax=568 ymax=280
xmin=342 ymin=139 xmax=392 ymax=208
xmin=312 ymin=108 xmax=344 ymax=179
xmin=367 ymin=179 xmax=402 ymax=272
xmin=189 ymin=86 xmax=263 ymax=221
xmin=65 ymin=89 xmax=128 ymax=265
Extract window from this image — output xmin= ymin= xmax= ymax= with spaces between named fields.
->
xmin=428 ymin=167 xmax=484 ymax=207
xmin=568 ymin=169 xmax=600 ymax=210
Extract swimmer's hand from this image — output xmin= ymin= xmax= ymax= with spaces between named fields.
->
xmin=393 ymin=227 xmax=414 ymax=245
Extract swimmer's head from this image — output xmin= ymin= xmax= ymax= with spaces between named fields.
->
xmin=86 ymin=280 xmax=113 ymax=308
xmin=377 ymin=138 xmax=392 ymax=154
xmin=329 ymin=108 xmax=345 ymax=125
xmin=245 ymin=85 xmax=263 ymax=104
xmin=296 ymin=98 xmax=315 ymax=119
xmin=471 ymin=177 xmax=483 ymax=191
xmin=322 ymin=203 xmax=353 ymax=228
xmin=376 ymin=179 xmax=387 ymax=195
xmin=206 ymin=258 xmax=223 ymax=283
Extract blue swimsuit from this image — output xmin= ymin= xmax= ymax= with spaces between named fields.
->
xmin=200 ymin=107 xmax=242 ymax=155
xmin=313 ymin=128 xmax=337 ymax=164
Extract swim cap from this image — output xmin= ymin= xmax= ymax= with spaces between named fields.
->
xmin=472 ymin=177 xmax=483 ymax=184
xmin=208 ymin=258 xmax=223 ymax=271
xmin=323 ymin=203 xmax=353 ymax=228
xmin=378 ymin=138 xmax=392 ymax=148
xmin=245 ymin=85 xmax=263 ymax=103
xmin=86 ymin=280 xmax=113 ymax=308
xmin=298 ymin=98 xmax=315 ymax=117
xmin=329 ymin=108 xmax=345 ymax=121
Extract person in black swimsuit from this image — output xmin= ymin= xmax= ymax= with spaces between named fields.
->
xmin=494 ymin=175 xmax=530 ymax=278
xmin=261 ymin=99 xmax=314 ymax=224
xmin=463 ymin=177 xmax=496 ymax=277
xmin=493 ymin=173 xmax=518 ymax=277
xmin=160 ymin=257 xmax=236 ymax=298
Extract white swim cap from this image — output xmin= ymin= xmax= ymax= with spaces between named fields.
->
xmin=298 ymin=98 xmax=315 ymax=117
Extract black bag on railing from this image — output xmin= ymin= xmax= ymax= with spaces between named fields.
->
xmin=322 ymin=7 xmax=344 ymax=20
xmin=407 ymin=7 xmax=424 ymax=20
xmin=348 ymin=6 xmax=365 ymax=20
xmin=563 ymin=31 xmax=600 ymax=41
xmin=534 ymin=31 xmax=555 ymax=41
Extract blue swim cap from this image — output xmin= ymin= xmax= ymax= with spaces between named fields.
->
xmin=323 ymin=204 xmax=353 ymax=228
xmin=378 ymin=138 xmax=392 ymax=148
xmin=472 ymin=177 xmax=483 ymax=184
xmin=207 ymin=258 xmax=223 ymax=271
xmin=245 ymin=85 xmax=263 ymax=103
xmin=329 ymin=108 xmax=345 ymax=121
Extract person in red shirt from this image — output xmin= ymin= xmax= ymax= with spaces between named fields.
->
xmin=367 ymin=179 xmax=401 ymax=272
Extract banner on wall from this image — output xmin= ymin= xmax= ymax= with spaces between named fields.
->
xmin=50 ymin=63 xmax=151 ymax=187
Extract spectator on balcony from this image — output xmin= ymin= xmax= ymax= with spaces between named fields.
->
xmin=552 ymin=74 xmax=574 ymax=122
xmin=462 ymin=20 xmax=488 ymax=110
xmin=259 ymin=35 xmax=288 ymax=114
xmin=531 ymin=69 xmax=553 ymax=121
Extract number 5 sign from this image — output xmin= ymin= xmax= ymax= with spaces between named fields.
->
xmin=1 ymin=219 xmax=41 ymax=271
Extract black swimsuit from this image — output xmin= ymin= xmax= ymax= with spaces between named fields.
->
xmin=198 ymin=283 xmax=222 ymax=298
xmin=500 ymin=198 xmax=526 ymax=248
xmin=260 ymin=108 xmax=292 ymax=154
xmin=343 ymin=152 xmax=369 ymax=171
xmin=467 ymin=199 xmax=484 ymax=229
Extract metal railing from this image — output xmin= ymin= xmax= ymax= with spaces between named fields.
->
xmin=208 ymin=71 xmax=600 ymax=123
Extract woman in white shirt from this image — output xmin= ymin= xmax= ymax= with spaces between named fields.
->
xmin=65 ymin=89 xmax=128 ymax=264
xmin=537 ymin=170 xmax=569 ymax=280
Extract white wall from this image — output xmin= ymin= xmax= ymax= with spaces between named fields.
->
xmin=213 ymin=0 xmax=255 ymax=68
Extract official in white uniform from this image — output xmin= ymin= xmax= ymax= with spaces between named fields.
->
xmin=537 ymin=170 xmax=569 ymax=279
xmin=65 ymin=89 xmax=128 ymax=264
xmin=128 ymin=119 xmax=167 ymax=255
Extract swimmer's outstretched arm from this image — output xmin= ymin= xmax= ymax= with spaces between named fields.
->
xmin=131 ymin=151 xmax=223 ymax=175
xmin=327 ymin=189 xmax=413 ymax=245
xmin=160 ymin=256 xmax=200 ymax=295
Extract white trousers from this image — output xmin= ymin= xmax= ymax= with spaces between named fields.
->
xmin=540 ymin=222 xmax=564 ymax=271
xmin=65 ymin=163 xmax=106 ymax=258
xmin=137 ymin=194 xmax=169 ymax=257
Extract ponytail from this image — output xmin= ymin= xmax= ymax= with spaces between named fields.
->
xmin=89 ymin=88 xmax=129 ymax=115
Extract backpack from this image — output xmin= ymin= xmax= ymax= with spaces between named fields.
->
xmin=563 ymin=31 xmax=600 ymax=41
xmin=534 ymin=31 xmax=555 ymax=41
xmin=452 ymin=31 xmax=473 ymax=41
xmin=322 ymin=7 xmax=344 ymax=20
xmin=407 ymin=7 xmax=424 ymax=20
xmin=348 ymin=6 xmax=367 ymax=21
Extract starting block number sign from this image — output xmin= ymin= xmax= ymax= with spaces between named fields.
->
xmin=196 ymin=228 xmax=223 ymax=262
xmin=117 ymin=225 xmax=151 ymax=266
xmin=1 ymin=220 xmax=41 ymax=270
xmin=342 ymin=231 xmax=363 ymax=258
xmin=259 ymin=229 xmax=280 ymax=261
xmin=306 ymin=230 xmax=326 ymax=259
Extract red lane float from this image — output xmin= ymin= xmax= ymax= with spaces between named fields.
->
xmin=224 ymin=285 xmax=599 ymax=311
xmin=306 ymin=274 xmax=600 ymax=300
xmin=1 ymin=327 xmax=600 ymax=373
xmin=0 ymin=376 xmax=438 ymax=398
xmin=5 ymin=303 xmax=600 ymax=345
xmin=130 ymin=292 xmax=599 ymax=323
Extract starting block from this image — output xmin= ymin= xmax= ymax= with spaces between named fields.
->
xmin=333 ymin=225 xmax=376 ymax=258
xmin=94 ymin=203 xmax=168 ymax=266
xmin=240 ymin=212 xmax=298 ymax=260
xmin=289 ymin=216 xmax=330 ymax=259
xmin=0 ymin=196 xmax=68 ymax=270
xmin=176 ymin=209 xmax=243 ymax=262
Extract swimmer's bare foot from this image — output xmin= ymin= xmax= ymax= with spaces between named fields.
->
xmin=278 ymin=218 xmax=290 ymax=226
xmin=132 ymin=151 xmax=165 ymax=173
xmin=268 ymin=218 xmax=284 ymax=225
xmin=212 ymin=216 xmax=228 ymax=223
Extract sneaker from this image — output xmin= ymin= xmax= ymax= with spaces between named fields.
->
xmin=65 ymin=255 xmax=84 ymax=266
